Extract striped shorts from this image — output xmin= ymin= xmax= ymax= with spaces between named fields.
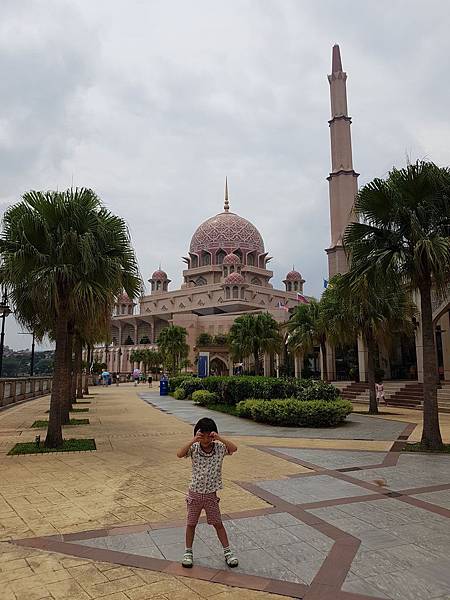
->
xmin=186 ymin=489 xmax=222 ymax=526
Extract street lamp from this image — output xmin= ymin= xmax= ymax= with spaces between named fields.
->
xmin=18 ymin=331 xmax=36 ymax=376
xmin=0 ymin=291 xmax=11 ymax=378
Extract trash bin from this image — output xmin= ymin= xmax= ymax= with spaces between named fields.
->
xmin=159 ymin=378 xmax=169 ymax=396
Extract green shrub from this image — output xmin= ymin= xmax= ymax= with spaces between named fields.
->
xmin=196 ymin=333 xmax=213 ymax=346
xmin=295 ymin=380 xmax=340 ymax=402
xmin=174 ymin=375 xmax=340 ymax=405
xmin=192 ymin=390 xmax=218 ymax=406
xmin=235 ymin=399 xmax=262 ymax=418
xmin=180 ymin=378 xmax=206 ymax=397
xmin=169 ymin=375 xmax=195 ymax=392
xmin=237 ymin=398 xmax=352 ymax=427
xmin=172 ymin=387 xmax=186 ymax=400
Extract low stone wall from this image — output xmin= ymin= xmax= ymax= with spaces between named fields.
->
xmin=0 ymin=377 xmax=53 ymax=408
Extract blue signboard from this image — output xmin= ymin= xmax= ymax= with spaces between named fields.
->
xmin=198 ymin=353 xmax=209 ymax=378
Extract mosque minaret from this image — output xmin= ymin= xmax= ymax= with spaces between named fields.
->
xmin=326 ymin=44 xmax=359 ymax=278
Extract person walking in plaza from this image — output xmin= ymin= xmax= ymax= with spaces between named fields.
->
xmin=177 ymin=417 xmax=239 ymax=569
xmin=376 ymin=380 xmax=386 ymax=405
xmin=147 ymin=374 xmax=153 ymax=387
xmin=132 ymin=367 xmax=140 ymax=386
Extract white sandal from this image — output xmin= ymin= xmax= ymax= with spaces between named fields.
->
xmin=182 ymin=549 xmax=193 ymax=568
xmin=224 ymin=548 xmax=238 ymax=567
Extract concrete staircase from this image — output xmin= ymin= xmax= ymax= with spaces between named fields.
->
xmin=334 ymin=380 xmax=450 ymax=412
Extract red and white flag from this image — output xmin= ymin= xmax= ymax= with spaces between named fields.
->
xmin=297 ymin=293 xmax=308 ymax=304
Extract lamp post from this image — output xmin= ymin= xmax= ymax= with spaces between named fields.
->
xmin=0 ymin=291 xmax=11 ymax=378
xmin=18 ymin=331 xmax=35 ymax=376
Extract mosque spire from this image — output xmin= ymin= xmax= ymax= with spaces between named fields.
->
xmin=326 ymin=44 xmax=359 ymax=278
xmin=224 ymin=177 xmax=229 ymax=212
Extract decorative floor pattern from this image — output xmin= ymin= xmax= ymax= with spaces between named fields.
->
xmin=12 ymin=408 xmax=450 ymax=599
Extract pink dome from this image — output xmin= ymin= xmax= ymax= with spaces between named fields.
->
xmin=117 ymin=292 xmax=133 ymax=304
xmin=224 ymin=272 xmax=245 ymax=285
xmin=223 ymin=253 xmax=241 ymax=266
xmin=151 ymin=269 xmax=168 ymax=281
xmin=285 ymin=270 xmax=303 ymax=282
xmin=190 ymin=212 xmax=264 ymax=255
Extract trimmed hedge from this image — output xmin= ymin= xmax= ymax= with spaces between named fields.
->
xmin=173 ymin=387 xmax=186 ymax=400
xmin=236 ymin=398 xmax=353 ymax=427
xmin=192 ymin=390 xmax=218 ymax=406
xmin=174 ymin=376 xmax=340 ymax=406
xmin=169 ymin=375 xmax=196 ymax=393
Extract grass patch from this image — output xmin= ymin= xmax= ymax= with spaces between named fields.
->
xmin=8 ymin=439 xmax=96 ymax=455
xmin=403 ymin=442 xmax=450 ymax=454
xmin=31 ymin=419 xmax=89 ymax=428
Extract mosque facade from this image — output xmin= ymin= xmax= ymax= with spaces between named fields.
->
xmin=95 ymin=44 xmax=450 ymax=384
xmin=101 ymin=179 xmax=308 ymax=376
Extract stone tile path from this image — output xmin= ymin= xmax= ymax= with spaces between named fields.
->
xmin=141 ymin=391 xmax=409 ymax=440
xmin=3 ymin=385 xmax=450 ymax=599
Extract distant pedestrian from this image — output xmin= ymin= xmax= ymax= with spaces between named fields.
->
xmin=147 ymin=375 xmax=153 ymax=387
xmin=132 ymin=368 xmax=141 ymax=386
xmin=101 ymin=370 xmax=110 ymax=386
xmin=376 ymin=381 xmax=386 ymax=405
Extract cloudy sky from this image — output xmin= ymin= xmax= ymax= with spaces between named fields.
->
xmin=1 ymin=0 xmax=450 ymax=350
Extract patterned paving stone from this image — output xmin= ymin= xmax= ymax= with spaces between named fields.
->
xmin=258 ymin=474 xmax=372 ymax=503
xmin=267 ymin=447 xmax=388 ymax=469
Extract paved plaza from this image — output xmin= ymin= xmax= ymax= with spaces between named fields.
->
xmin=2 ymin=386 xmax=450 ymax=599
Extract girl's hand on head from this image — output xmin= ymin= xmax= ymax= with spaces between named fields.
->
xmin=209 ymin=432 xmax=219 ymax=441
xmin=193 ymin=431 xmax=203 ymax=443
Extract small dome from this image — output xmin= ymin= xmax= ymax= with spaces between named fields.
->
xmin=224 ymin=272 xmax=245 ymax=285
xmin=151 ymin=269 xmax=168 ymax=281
xmin=285 ymin=270 xmax=302 ymax=282
xmin=117 ymin=292 xmax=133 ymax=304
xmin=223 ymin=253 xmax=241 ymax=266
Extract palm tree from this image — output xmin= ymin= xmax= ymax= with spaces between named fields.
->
xmin=323 ymin=275 xmax=415 ymax=414
xmin=344 ymin=161 xmax=450 ymax=439
xmin=0 ymin=188 xmax=141 ymax=447
xmin=286 ymin=300 xmax=328 ymax=380
xmin=228 ymin=312 xmax=282 ymax=375
xmin=157 ymin=325 xmax=188 ymax=375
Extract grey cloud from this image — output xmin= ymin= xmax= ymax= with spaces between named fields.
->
xmin=1 ymin=0 xmax=449 ymax=348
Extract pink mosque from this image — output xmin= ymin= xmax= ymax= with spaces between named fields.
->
xmin=96 ymin=45 xmax=450 ymax=387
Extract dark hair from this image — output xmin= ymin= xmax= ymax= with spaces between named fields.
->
xmin=194 ymin=417 xmax=218 ymax=435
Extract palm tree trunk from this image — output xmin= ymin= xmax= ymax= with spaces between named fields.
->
xmin=366 ymin=331 xmax=378 ymax=415
xmin=45 ymin=311 xmax=68 ymax=448
xmin=75 ymin=336 xmax=83 ymax=399
xmin=61 ymin=330 xmax=73 ymax=424
xmin=83 ymin=345 xmax=89 ymax=395
xmin=320 ymin=339 xmax=328 ymax=382
xmin=253 ymin=350 xmax=260 ymax=375
xmin=419 ymin=279 xmax=443 ymax=450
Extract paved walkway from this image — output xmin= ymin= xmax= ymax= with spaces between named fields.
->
xmin=2 ymin=385 xmax=450 ymax=599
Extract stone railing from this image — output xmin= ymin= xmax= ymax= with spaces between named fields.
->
xmin=0 ymin=377 xmax=53 ymax=409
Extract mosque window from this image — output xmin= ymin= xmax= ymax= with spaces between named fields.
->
xmin=247 ymin=253 xmax=255 ymax=266
xmin=194 ymin=276 xmax=207 ymax=286
xmin=191 ymin=255 xmax=198 ymax=268
xmin=232 ymin=286 xmax=239 ymax=299
xmin=216 ymin=250 xmax=226 ymax=265
xmin=225 ymin=287 xmax=230 ymax=299
xmin=286 ymin=282 xmax=292 ymax=292
xmin=223 ymin=267 xmax=228 ymax=277
xmin=201 ymin=252 xmax=211 ymax=266
xmin=156 ymin=281 xmax=161 ymax=291
xmin=240 ymin=288 xmax=245 ymax=299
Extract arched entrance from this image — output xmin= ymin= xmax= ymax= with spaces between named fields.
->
xmin=210 ymin=356 xmax=228 ymax=376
